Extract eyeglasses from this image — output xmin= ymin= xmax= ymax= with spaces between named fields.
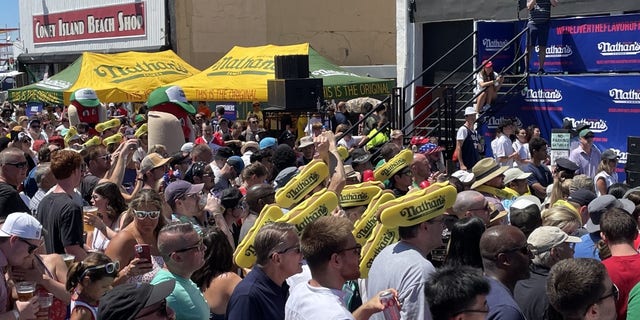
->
xmin=599 ymin=284 xmax=619 ymax=302
xmin=338 ymin=244 xmax=362 ymax=256
xmin=501 ymin=244 xmax=533 ymax=257
xmin=173 ymin=240 xmax=206 ymax=254
xmin=18 ymin=237 xmax=40 ymax=254
xmin=277 ymin=244 xmax=301 ymax=255
xmin=80 ymin=261 xmax=120 ymax=279
xmin=134 ymin=210 xmax=161 ymax=220
xmin=5 ymin=161 xmax=27 ymax=169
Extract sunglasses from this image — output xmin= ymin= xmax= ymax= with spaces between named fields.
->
xmin=97 ymin=154 xmax=111 ymax=161
xmin=277 ymin=244 xmax=301 ymax=255
xmin=339 ymin=244 xmax=362 ymax=255
xmin=80 ymin=261 xmax=120 ymax=279
xmin=5 ymin=161 xmax=27 ymax=169
xmin=173 ymin=239 xmax=206 ymax=254
xmin=599 ymin=284 xmax=619 ymax=302
xmin=18 ymin=237 xmax=40 ymax=254
xmin=134 ymin=210 xmax=161 ymax=220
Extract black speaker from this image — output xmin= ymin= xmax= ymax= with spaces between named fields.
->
xmin=627 ymin=171 xmax=640 ymax=188
xmin=627 ymin=154 xmax=640 ymax=172
xmin=628 ymin=137 xmax=640 ymax=154
xmin=267 ymin=78 xmax=323 ymax=111
xmin=274 ymin=55 xmax=309 ymax=79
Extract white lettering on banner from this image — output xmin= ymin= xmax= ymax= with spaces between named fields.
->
xmin=609 ymin=89 xmax=640 ymax=104
xmin=562 ymin=117 xmax=609 ymax=133
xmin=58 ymin=19 xmax=85 ymax=36
xmin=536 ymin=45 xmax=573 ymax=58
xmin=87 ymin=16 xmax=116 ymax=34
xmin=117 ymin=12 xmax=144 ymax=31
xmin=482 ymin=38 xmax=510 ymax=52
xmin=598 ymin=42 xmax=640 ymax=56
xmin=34 ymin=21 xmax=56 ymax=39
xmin=522 ymin=88 xmax=563 ymax=103
xmin=486 ymin=116 xmax=523 ymax=129
xmin=612 ymin=149 xmax=627 ymax=164
xmin=311 ymin=69 xmax=359 ymax=77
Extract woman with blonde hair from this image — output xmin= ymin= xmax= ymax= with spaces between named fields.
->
xmin=541 ymin=205 xmax=582 ymax=236
xmin=548 ymin=178 xmax=572 ymax=207
xmin=105 ymin=189 xmax=167 ymax=286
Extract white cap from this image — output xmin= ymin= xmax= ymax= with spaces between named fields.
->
xmin=0 ymin=212 xmax=44 ymax=240
xmin=503 ymin=168 xmax=532 ymax=185
xmin=464 ymin=107 xmax=477 ymax=116
xmin=451 ymin=170 xmax=475 ymax=183
xmin=181 ymin=142 xmax=195 ymax=153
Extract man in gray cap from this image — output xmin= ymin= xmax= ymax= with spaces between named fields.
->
xmin=504 ymin=168 xmax=532 ymax=196
xmin=514 ymin=226 xmax=580 ymax=320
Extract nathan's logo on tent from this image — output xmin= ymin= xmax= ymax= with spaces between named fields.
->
xmin=563 ymin=117 xmax=609 ymax=133
xmin=522 ymin=88 xmax=563 ymax=103
xmin=609 ymin=89 xmax=640 ymax=104
xmin=206 ymin=55 xmax=275 ymax=76
xmin=35 ymin=79 xmax=73 ymax=90
xmin=482 ymin=38 xmax=510 ymax=52
xmin=597 ymin=42 xmax=640 ymax=56
xmin=311 ymin=69 xmax=360 ymax=77
xmin=536 ymin=45 xmax=573 ymax=58
xmin=486 ymin=116 xmax=523 ymax=129
xmin=94 ymin=60 xmax=192 ymax=83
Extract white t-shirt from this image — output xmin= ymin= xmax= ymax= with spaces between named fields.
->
xmin=474 ymin=71 xmax=500 ymax=94
xmin=285 ymin=282 xmax=355 ymax=320
xmin=494 ymin=134 xmax=515 ymax=167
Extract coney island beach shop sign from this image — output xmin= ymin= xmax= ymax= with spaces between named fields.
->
xmin=32 ymin=2 xmax=146 ymax=44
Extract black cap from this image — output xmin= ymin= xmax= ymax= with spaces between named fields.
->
xmin=98 ymin=279 xmax=175 ymax=320
xmin=555 ymin=158 xmax=579 ymax=172
xmin=220 ymin=187 xmax=243 ymax=210
xmin=214 ymin=147 xmax=234 ymax=160
xmin=568 ymin=189 xmax=596 ymax=206
xmin=351 ymin=148 xmax=372 ymax=165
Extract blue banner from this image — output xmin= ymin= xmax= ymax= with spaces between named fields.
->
xmin=476 ymin=21 xmax=519 ymax=72
xmin=479 ymin=74 xmax=639 ymax=181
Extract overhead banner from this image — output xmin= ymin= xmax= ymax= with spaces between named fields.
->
xmin=479 ymin=74 xmax=638 ymax=181
xmin=476 ymin=21 xmax=520 ymax=72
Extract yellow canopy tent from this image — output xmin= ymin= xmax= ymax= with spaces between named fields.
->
xmin=170 ymin=43 xmax=394 ymax=102
xmin=9 ymin=50 xmax=200 ymax=104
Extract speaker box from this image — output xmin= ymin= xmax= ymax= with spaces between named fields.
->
xmin=267 ymin=78 xmax=323 ymax=111
xmin=629 ymin=137 xmax=640 ymax=154
xmin=627 ymin=154 xmax=640 ymax=172
xmin=626 ymin=170 xmax=640 ymax=188
xmin=274 ymin=55 xmax=309 ymax=79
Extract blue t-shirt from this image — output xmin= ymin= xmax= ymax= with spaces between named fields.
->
xmin=486 ymin=277 xmax=526 ymax=320
xmin=151 ymin=269 xmax=209 ymax=320
xmin=573 ymin=232 xmax=601 ymax=260
xmin=226 ymin=266 xmax=289 ymax=320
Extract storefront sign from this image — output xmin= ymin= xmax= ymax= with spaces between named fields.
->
xmin=32 ymin=2 xmax=146 ymax=44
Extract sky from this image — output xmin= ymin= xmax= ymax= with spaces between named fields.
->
xmin=0 ymin=0 xmax=19 ymax=29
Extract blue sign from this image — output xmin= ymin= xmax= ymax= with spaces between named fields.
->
xmin=476 ymin=21 xmax=519 ymax=72
xmin=26 ymin=102 xmax=43 ymax=117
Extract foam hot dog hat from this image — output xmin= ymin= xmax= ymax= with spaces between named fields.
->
xmin=135 ymin=123 xmax=148 ymax=138
xmin=373 ymin=149 xmax=413 ymax=182
xmin=353 ymin=190 xmax=396 ymax=246
xmin=275 ymin=159 xmax=329 ymax=209
xmin=63 ymin=126 xmax=80 ymax=147
xmin=276 ymin=188 xmax=339 ymax=235
xmin=339 ymin=181 xmax=384 ymax=208
xmin=233 ymin=205 xmax=284 ymax=268
xmin=359 ymin=224 xmax=399 ymax=278
xmin=83 ymin=136 xmax=102 ymax=148
xmin=102 ymin=133 xmax=124 ymax=146
xmin=95 ymin=118 xmax=122 ymax=133
xmin=379 ymin=184 xmax=457 ymax=228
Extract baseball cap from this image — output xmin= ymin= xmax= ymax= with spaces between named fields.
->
xmin=579 ymin=129 xmax=595 ymax=138
xmin=297 ymin=136 xmax=314 ymax=149
xmin=464 ymin=107 xmax=477 ymax=116
xmin=70 ymin=88 xmax=101 ymax=107
xmin=351 ymin=148 xmax=372 ymax=165
xmin=140 ymin=153 xmax=171 ymax=174
xmin=601 ymin=149 xmax=620 ymax=161
xmin=418 ymin=143 xmax=443 ymax=155
xmin=180 ymin=142 xmax=195 ymax=154
xmin=241 ymin=141 xmax=259 ymax=154
xmin=482 ymin=60 xmax=493 ymax=68
xmin=503 ymin=168 xmax=532 ymax=185
xmin=585 ymin=195 xmax=628 ymax=233
xmin=164 ymin=180 xmax=204 ymax=208
xmin=97 ymin=279 xmax=175 ymax=320
xmin=451 ymin=170 xmax=475 ymax=184
xmin=220 ymin=187 xmax=243 ymax=210
xmin=527 ymin=226 xmax=581 ymax=255
xmin=0 ymin=212 xmax=45 ymax=240
xmin=147 ymin=86 xmax=195 ymax=114
xmin=567 ymin=189 xmax=596 ymax=206
xmin=410 ymin=136 xmax=429 ymax=146
xmin=259 ymin=137 xmax=278 ymax=150
xmin=227 ymin=156 xmax=245 ymax=174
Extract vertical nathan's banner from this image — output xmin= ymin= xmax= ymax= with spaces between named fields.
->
xmin=479 ymin=74 xmax=640 ymax=181
xmin=32 ymin=2 xmax=146 ymax=44
xmin=475 ymin=21 xmax=518 ymax=72
xmin=522 ymin=14 xmax=640 ymax=73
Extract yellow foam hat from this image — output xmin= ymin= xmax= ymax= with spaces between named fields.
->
xmin=134 ymin=123 xmax=148 ymax=138
xmin=340 ymin=182 xmax=383 ymax=208
xmin=95 ymin=118 xmax=121 ymax=133
xmin=63 ymin=126 xmax=79 ymax=147
xmin=353 ymin=190 xmax=396 ymax=246
xmin=276 ymin=188 xmax=339 ymax=235
xmin=359 ymin=224 xmax=399 ymax=278
xmin=83 ymin=136 xmax=102 ymax=148
xmin=379 ymin=184 xmax=457 ymax=228
xmin=102 ymin=133 xmax=124 ymax=146
xmin=373 ymin=149 xmax=413 ymax=182
xmin=275 ymin=159 xmax=329 ymax=209
xmin=336 ymin=146 xmax=349 ymax=161
xmin=234 ymin=205 xmax=284 ymax=268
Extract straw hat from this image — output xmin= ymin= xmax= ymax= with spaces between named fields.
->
xmin=470 ymin=158 xmax=509 ymax=190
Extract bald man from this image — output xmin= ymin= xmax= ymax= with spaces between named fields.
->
xmin=480 ymin=225 xmax=531 ymax=320
xmin=452 ymin=190 xmax=491 ymax=225
xmin=411 ymin=153 xmax=430 ymax=188
xmin=239 ymin=183 xmax=276 ymax=243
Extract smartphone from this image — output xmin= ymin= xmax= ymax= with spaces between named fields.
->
xmin=134 ymin=244 xmax=151 ymax=261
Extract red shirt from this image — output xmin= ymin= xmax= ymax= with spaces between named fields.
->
xmin=602 ymin=254 xmax=640 ymax=320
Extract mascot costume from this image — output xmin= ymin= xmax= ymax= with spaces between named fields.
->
xmin=67 ymin=88 xmax=107 ymax=134
xmin=146 ymin=85 xmax=195 ymax=155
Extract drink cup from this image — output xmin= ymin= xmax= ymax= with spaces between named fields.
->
xmin=16 ymin=281 xmax=35 ymax=302
xmin=83 ymin=206 xmax=98 ymax=232
xmin=37 ymin=292 xmax=53 ymax=320
xmin=61 ymin=254 xmax=75 ymax=269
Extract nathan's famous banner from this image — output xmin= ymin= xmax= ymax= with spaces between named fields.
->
xmin=478 ymin=14 xmax=640 ymax=74
xmin=479 ymin=74 xmax=639 ymax=181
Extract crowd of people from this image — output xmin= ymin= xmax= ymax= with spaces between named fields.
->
xmin=0 ymin=83 xmax=635 ymax=320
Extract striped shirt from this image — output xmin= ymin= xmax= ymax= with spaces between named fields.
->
xmin=529 ymin=0 xmax=552 ymax=24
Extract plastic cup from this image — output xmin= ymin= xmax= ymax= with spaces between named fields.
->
xmin=61 ymin=254 xmax=75 ymax=268
xmin=38 ymin=292 xmax=53 ymax=308
xmin=82 ymin=206 xmax=98 ymax=232
xmin=16 ymin=281 xmax=35 ymax=302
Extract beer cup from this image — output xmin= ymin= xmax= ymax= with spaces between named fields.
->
xmin=16 ymin=281 xmax=35 ymax=302
xmin=61 ymin=254 xmax=75 ymax=268
xmin=82 ymin=206 xmax=98 ymax=232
